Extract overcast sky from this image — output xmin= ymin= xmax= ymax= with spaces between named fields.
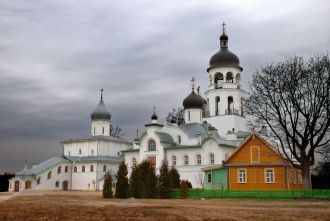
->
xmin=0 ymin=0 xmax=329 ymax=173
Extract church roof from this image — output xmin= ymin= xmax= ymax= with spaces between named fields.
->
xmin=65 ymin=155 xmax=123 ymax=164
xmin=16 ymin=157 xmax=70 ymax=178
xmin=90 ymin=90 xmax=111 ymax=121
xmin=61 ymin=135 xmax=132 ymax=145
xmin=178 ymin=123 xmax=209 ymax=140
xmin=155 ymin=132 xmax=175 ymax=144
xmin=182 ymin=91 xmax=205 ymax=110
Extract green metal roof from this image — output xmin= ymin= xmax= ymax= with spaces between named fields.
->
xmin=16 ymin=157 xmax=71 ymax=177
xmin=155 ymin=132 xmax=175 ymax=144
xmin=65 ymin=155 xmax=123 ymax=164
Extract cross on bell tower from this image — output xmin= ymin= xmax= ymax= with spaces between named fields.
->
xmin=191 ymin=77 xmax=196 ymax=92
xmin=100 ymin=88 xmax=104 ymax=100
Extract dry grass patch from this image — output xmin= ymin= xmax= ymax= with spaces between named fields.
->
xmin=0 ymin=191 xmax=329 ymax=221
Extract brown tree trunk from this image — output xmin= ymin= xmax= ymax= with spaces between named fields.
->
xmin=301 ymin=166 xmax=312 ymax=189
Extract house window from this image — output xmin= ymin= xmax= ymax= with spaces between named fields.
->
xmin=210 ymin=153 xmax=215 ymax=164
xmin=57 ymin=166 xmax=61 ymax=174
xmin=178 ymin=135 xmax=181 ymax=144
xmin=55 ymin=181 xmax=59 ymax=188
xmin=265 ymin=168 xmax=275 ymax=183
xmin=184 ymin=155 xmax=189 ymax=165
xmin=238 ymin=169 xmax=246 ymax=183
xmin=197 ymin=154 xmax=201 ymax=165
xmin=37 ymin=177 xmax=41 ymax=185
xmin=207 ymin=173 xmax=212 ymax=183
xmin=132 ymin=158 xmax=137 ymax=167
xmin=103 ymin=165 xmax=107 ymax=172
xmin=82 ymin=165 xmax=85 ymax=172
xmin=79 ymin=149 xmax=82 ymax=155
xmin=74 ymin=166 xmax=77 ymax=173
xmin=90 ymin=165 xmax=94 ymax=172
xmin=148 ymin=139 xmax=156 ymax=151
xmin=65 ymin=166 xmax=68 ymax=173
xmin=172 ymin=155 xmax=176 ymax=166
xmin=47 ymin=171 xmax=52 ymax=180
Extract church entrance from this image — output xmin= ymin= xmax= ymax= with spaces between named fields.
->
xmin=148 ymin=156 xmax=156 ymax=168
xmin=14 ymin=181 xmax=19 ymax=192
xmin=25 ymin=180 xmax=32 ymax=189
xmin=62 ymin=180 xmax=69 ymax=191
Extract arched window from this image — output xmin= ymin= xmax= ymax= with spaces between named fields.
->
xmin=172 ymin=155 xmax=176 ymax=166
xmin=37 ymin=177 xmax=41 ymax=185
xmin=90 ymin=165 xmax=94 ymax=172
xmin=74 ymin=166 xmax=77 ymax=173
xmin=178 ymin=135 xmax=181 ymax=144
xmin=188 ymin=111 xmax=191 ymax=121
xmin=91 ymin=150 xmax=94 ymax=155
xmin=93 ymin=127 xmax=95 ymax=135
xmin=236 ymin=73 xmax=240 ymax=83
xmin=210 ymin=153 xmax=215 ymax=164
xmin=68 ymin=151 xmax=71 ymax=156
xmin=148 ymin=139 xmax=156 ymax=151
xmin=79 ymin=149 xmax=82 ymax=155
xmin=82 ymin=165 xmax=85 ymax=172
xmin=184 ymin=155 xmax=189 ymax=165
xmin=55 ymin=181 xmax=59 ymax=188
xmin=47 ymin=171 xmax=52 ymax=180
xmin=197 ymin=154 xmax=201 ymax=165
xmin=102 ymin=127 xmax=104 ymax=135
xmin=65 ymin=166 xmax=68 ymax=173
xmin=132 ymin=158 xmax=137 ymax=167
xmin=227 ymin=96 xmax=234 ymax=114
xmin=57 ymin=166 xmax=61 ymax=174
xmin=226 ymin=72 xmax=233 ymax=82
xmin=215 ymin=96 xmax=220 ymax=116
xmin=103 ymin=165 xmax=107 ymax=172
xmin=214 ymin=72 xmax=224 ymax=88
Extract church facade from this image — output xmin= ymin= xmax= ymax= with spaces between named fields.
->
xmin=9 ymin=24 xmax=250 ymax=191
xmin=123 ymin=24 xmax=249 ymax=188
xmin=8 ymin=92 xmax=132 ymax=191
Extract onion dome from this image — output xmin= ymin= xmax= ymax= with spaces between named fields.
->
xmin=91 ymin=89 xmax=111 ymax=121
xmin=207 ymin=23 xmax=242 ymax=72
xmin=183 ymin=91 xmax=205 ymax=110
xmin=151 ymin=106 xmax=158 ymax=120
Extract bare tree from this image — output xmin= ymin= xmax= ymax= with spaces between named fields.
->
xmin=166 ymin=107 xmax=185 ymax=125
xmin=110 ymin=125 xmax=125 ymax=139
xmin=245 ymin=55 xmax=330 ymax=189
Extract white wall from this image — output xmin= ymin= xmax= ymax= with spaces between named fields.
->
xmin=91 ymin=120 xmax=110 ymax=136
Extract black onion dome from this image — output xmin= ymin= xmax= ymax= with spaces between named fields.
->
xmin=209 ymin=48 xmax=240 ymax=70
xmin=220 ymin=33 xmax=228 ymax=41
xmin=91 ymin=99 xmax=111 ymax=120
xmin=183 ymin=91 xmax=205 ymax=110
xmin=151 ymin=112 xmax=158 ymax=120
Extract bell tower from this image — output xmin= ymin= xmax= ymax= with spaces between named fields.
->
xmin=202 ymin=23 xmax=247 ymax=137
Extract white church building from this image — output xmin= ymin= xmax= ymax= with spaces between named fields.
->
xmin=9 ymin=24 xmax=250 ymax=191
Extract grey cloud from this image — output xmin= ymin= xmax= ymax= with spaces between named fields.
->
xmin=0 ymin=0 xmax=329 ymax=173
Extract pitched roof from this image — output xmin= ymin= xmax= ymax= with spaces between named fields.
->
xmin=16 ymin=157 xmax=70 ymax=177
xmin=178 ymin=123 xmax=209 ymax=140
xmin=61 ymin=135 xmax=132 ymax=145
xmin=155 ymin=132 xmax=175 ymax=144
xmin=65 ymin=155 xmax=123 ymax=163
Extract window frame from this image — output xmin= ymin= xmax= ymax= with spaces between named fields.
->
xmin=148 ymin=139 xmax=156 ymax=151
xmin=184 ymin=155 xmax=189 ymax=165
xmin=172 ymin=155 xmax=176 ymax=166
xmin=265 ymin=168 xmax=275 ymax=183
xmin=82 ymin=165 xmax=85 ymax=172
xmin=237 ymin=168 xmax=247 ymax=183
xmin=250 ymin=146 xmax=260 ymax=163
xmin=207 ymin=173 xmax=212 ymax=183
xmin=209 ymin=153 xmax=215 ymax=164
xmin=47 ymin=171 xmax=52 ymax=180
xmin=196 ymin=154 xmax=201 ymax=165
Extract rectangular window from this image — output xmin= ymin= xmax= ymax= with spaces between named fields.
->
xmin=238 ymin=169 xmax=247 ymax=183
xmin=188 ymin=111 xmax=191 ymax=121
xmin=251 ymin=146 xmax=260 ymax=163
xmin=207 ymin=173 xmax=212 ymax=183
xmin=265 ymin=168 xmax=275 ymax=183
xmin=184 ymin=155 xmax=189 ymax=165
